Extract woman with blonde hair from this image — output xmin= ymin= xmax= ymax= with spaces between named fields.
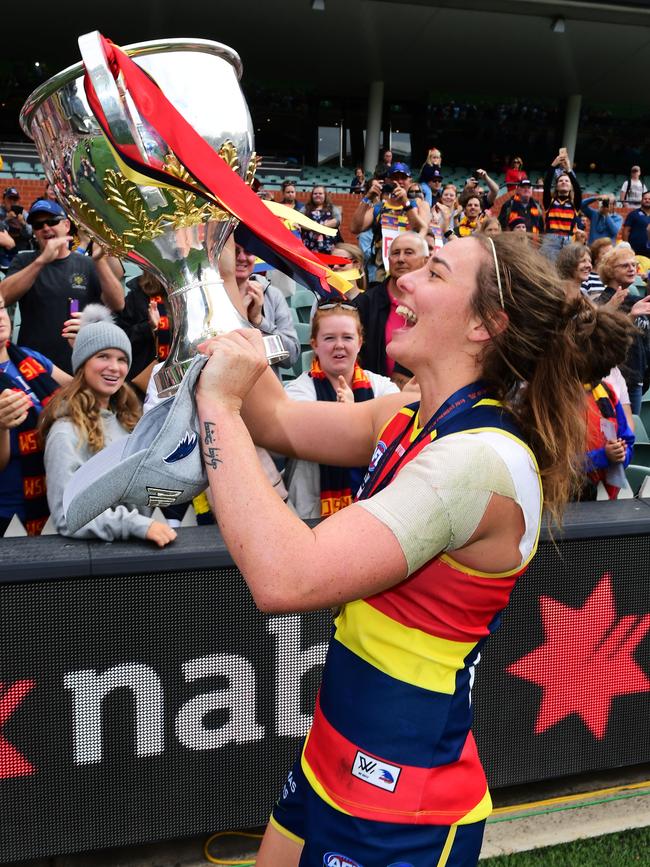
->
xmin=194 ymin=234 xmax=635 ymax=866
xmin=283 ymin=301 xmax=398 ymax=518
xmin=40 ymin=306 xmax=176 ymax=545
xmin=597 ymin=245 xmax=650 ymax=413
xmin=477 ymin=217 xmax=502 ymax=237
xmin=329 ymin=242 xmax=367 ymax=298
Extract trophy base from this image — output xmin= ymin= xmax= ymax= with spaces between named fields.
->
xmin=154 ymin=334 xmax=290 ymax=398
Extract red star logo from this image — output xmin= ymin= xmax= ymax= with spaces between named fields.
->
xmin=507 ymin=573 xmax=650 ymax=739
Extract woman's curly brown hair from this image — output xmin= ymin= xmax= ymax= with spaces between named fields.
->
xmin=472 ymin=234 xmax=635 ymax=525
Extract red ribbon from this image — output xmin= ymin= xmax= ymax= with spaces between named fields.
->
xmin=83 ymin=35 xmax=341 ymax=297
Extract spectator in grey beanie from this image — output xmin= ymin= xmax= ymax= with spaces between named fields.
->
xmin=39 ymin=305 xmax=176 ymax=546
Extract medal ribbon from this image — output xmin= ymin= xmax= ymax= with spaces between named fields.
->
xmin=357 ymin=381 xmax=491 ymax=500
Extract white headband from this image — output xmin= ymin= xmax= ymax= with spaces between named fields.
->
xmin=487 ymin=236 xmax=505 ymax=310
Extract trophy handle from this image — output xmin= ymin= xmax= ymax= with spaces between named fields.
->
xmin=78 ymin=31 xmax=152 ymax=164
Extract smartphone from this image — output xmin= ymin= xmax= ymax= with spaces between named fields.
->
xmin=69 ymin=298 xmax=80 ymax=315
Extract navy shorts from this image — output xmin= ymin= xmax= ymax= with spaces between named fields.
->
xmin=270 ymin=760 xmax=486 ymax=867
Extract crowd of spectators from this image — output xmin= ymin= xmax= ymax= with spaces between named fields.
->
xmin=1 ymin=143 xmax=649 ymax=537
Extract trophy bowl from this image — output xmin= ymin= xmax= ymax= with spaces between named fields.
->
xmin=20 ymin=33 xmax=288 ymax=396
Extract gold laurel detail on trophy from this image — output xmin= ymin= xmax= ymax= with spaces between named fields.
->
xmin=103 ymin=169 xmax=167 ymax=245
xmin=163 ymin=153 xmax=203 ymax=217
xmin=161 ymin=149 xmax=234 ymax=225
xmin=218 ymin=140 xmax=240 ymax=173
xmin=245 ymin=152 xmax=258 ymax=186
xmin=67 ymin=195 xmax=127 ymax=251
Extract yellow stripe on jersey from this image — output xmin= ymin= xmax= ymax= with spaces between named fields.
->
xmin=334 ymin=599 xmax=476 ymax=694
xmin=269 ymin=813 xmax=305 ymax=846
xmin=456 ymin=786 xmax=493 ymax=824
xmin=436 ymin=825 xmax=457 ymax=866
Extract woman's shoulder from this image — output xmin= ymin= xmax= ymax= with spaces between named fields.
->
xmin=365 ymin=370 xmax=400 ymax=396
xmin=284 ymin=371 xmax=315 ymax=400
xmin=44 ymin=416 xmax=79 ymax=450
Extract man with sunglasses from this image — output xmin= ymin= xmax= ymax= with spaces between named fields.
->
xmin=0 ymin=200 xmax=124 ymax=373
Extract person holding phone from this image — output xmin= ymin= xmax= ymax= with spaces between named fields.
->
xmin=0 ymin=200 xmax=124 ymax=373
xmin=541 ymin=148 xmax=583 ymax=261
xmin=581 ymin=194 xmax=622 ymax=244
xmin=0 ymin=187 xmax=32 ymax=268
xmin=350 ymin=164 xmax=428 ymax=282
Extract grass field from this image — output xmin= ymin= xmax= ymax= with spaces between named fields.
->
xmin=482 ymin=825 xmax=650 ymax=865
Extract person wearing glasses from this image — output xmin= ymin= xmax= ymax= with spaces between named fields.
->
xmin=504 ymin=156 xmax=527 ymax=191
xmin=194 ymin=233 xmax=634 ymax=866
xmin=283 ymin=301 xmax=399 ymax=518
xmin=596 ymin=245 xmax=650 ymax=414
xmin=329 ymin=243 xmax=367 ymax=300
xmin=0 ymin=200 xmax=124 ymax=373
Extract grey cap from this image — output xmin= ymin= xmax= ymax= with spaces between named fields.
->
xmin=63 ymin=355 xmax=208 ymax=532
xmin=71 ymin=305 xmax=132 ymax=373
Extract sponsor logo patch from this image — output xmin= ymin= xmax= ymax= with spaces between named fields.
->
xmin=146 ymin=486 xmax=183 ymax=507
xmin=351 ymin=750 xmax=401 ymax=792
xmin=368 ymin=440 xmax=387 ymax=471
xmin=163 ymin=432 xmax=198 ymax=464
xmin=323 ymin=853 xmax=363 ymax=867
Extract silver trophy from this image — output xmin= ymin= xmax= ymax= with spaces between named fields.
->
xmin=20 ymin=32 xmax=288 ymax=396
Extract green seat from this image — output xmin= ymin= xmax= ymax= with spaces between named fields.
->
xmin=631 ymin=442 xmax=650 ymax=467
xmin=294 ymin=321 xmax=312 ymax=346
xmin=301 ymin=349 xmax=314 ymax=372
xmin=639 ymin=403 xmax=650 ymax=437
xmin=289 ymin=307 xmax=299 ymax=324
xmin=633 ymin=414 xmax=649 ymax=443
xmin=625 ymin=464 xmax=650 ymax=495
xmin=291 ymin=289 xmax=316 ymax=309
xmin=291 ymin=289 xmax=316 ymax=323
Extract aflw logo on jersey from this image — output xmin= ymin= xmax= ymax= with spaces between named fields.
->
xmin=351 ymin=749 xmax=401 ymax=792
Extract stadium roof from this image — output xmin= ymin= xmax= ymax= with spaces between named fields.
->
xmin=14 ymin=1 xmax=650 ymax=103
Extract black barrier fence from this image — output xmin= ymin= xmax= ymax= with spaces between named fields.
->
xmin=1 ymin=502 xmax=650 ymax=862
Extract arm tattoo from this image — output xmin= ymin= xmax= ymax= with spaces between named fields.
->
xmin=202 ymin=421 xmax=222 ymax=469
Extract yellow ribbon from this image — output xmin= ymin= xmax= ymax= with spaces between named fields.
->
xmin=103 ymin=141 xmax=354 ymax=295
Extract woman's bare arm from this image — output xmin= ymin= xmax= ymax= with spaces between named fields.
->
xmin=239 ymin=364 xmax=411 ymax=466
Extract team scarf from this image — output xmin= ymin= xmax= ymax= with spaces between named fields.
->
xmin=82 ymin=34 xmax=348 ymax=301
xmin=150 ymin=294 xmax=171 ymax=361
xmin=310 ymin=357 xmax=374 ymax=517
xmin=0 ymin=344 xmax=60 ymax=535
xmin=455 ymin=214 xmax=479 ymax=237
xmin=585 ymin=381 xmax=621 ymax=499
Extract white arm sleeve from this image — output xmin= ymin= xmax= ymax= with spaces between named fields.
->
xmin=356 ymin=433 xmax=539 ymax=576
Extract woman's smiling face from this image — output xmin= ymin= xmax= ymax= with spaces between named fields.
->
xmin=387 ymin=237 xmax=488 ymax=371
xmin=83 ymin=349 xmax=129 ymax=405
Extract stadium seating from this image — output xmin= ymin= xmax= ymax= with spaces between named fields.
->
xmin=290 ymin=289 xmax=315 ymax=323
xmin=632 ymin=415 xmax=649 ymax=443
xmin=625 ymin=464 xmax=650 ymax=495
